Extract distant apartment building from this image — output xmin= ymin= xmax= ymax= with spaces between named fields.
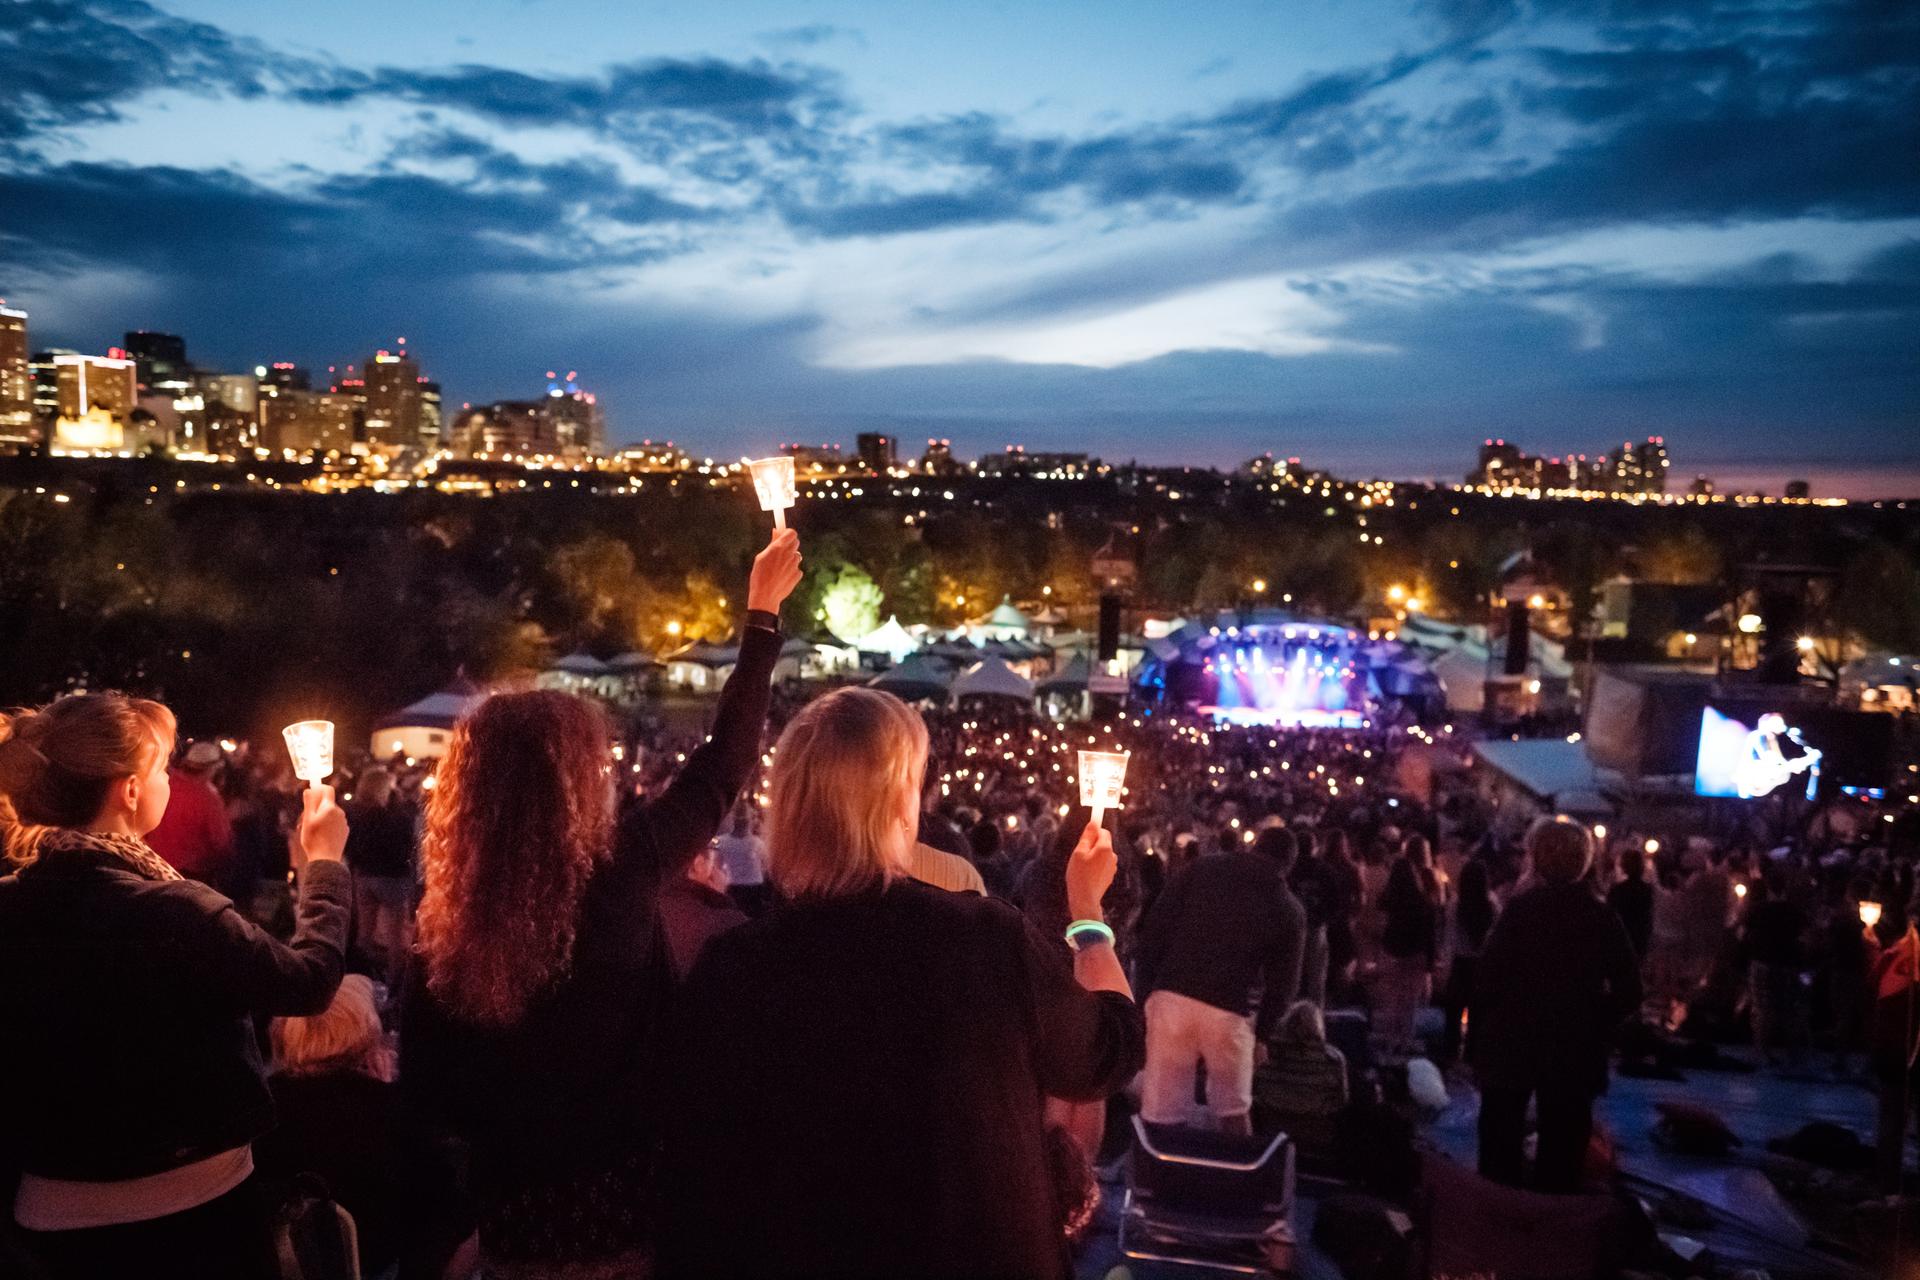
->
xmin=363 ymin=347 xmax=423 ymax=448
xmin=855 ymin=432 xmax=897 ymax=474
xmin=0 ymin=305 xmax=31 ymax=443
xmin=977 ymin=445 xmax=1094 ymax=479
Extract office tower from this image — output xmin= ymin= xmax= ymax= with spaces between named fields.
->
xmin=123 ymin=331 xmax=190 ymax=390
xmin=53 ymin=353 xmax=137 ymax=423
xmin=419 ymin=380 xmax=443 ymax=451
xmin=919 ymin=437 xmax=962 ymax=476
xmin=0 ymin=304 xmax=30 ymax=442
xmin=541 ymin=372 xmax=603 ymax=459
xmin=856 ymin=432 xmax=897 ymax=474
xmin=363 ymin=346 xmax=422 ymax=448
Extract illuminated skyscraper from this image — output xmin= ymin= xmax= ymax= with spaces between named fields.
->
xmin=53 ymin=353 xmax=137 ymax=423
xmin=124 ymin=331 xmax=189 ymax=391
xmin=418 ymin=380 xmax=443 ymax=451
xmin=856 ymin=432 xmax=897 ymax=474
xmin=0 ymin=304 xmax=30 ymax=443
xmin=542 ymin=370 xmax=604 ymax=459
xmin=363 ymin=345 xmax=423 ymax=448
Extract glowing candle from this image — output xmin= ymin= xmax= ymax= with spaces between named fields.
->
xmin=1860 ymin=901 xmax=1883 ymax=929
xmin=1078 ymin=748 xmax=1131 ymax=831
xmin=745 ymin=455 xmax=797 ymax=529
xmin=281 ymin=720 xmax=334 ymax=787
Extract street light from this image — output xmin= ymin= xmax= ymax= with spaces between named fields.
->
xmin=1738 ymin=613 xmax=1763 ymax=634
xmin=1387 ymin=584 xmax=1406 ymax=602
xmin=1252 ymin=578 xmax=1268 ymax=594
xmin=1796 ymin=635 xmax=1816 ymax=652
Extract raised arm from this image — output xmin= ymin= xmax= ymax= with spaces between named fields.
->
xmin=174 ymin=784 xmax=351 ymax=1016
xmin=621 ymin=529 xmax=802 ymax=879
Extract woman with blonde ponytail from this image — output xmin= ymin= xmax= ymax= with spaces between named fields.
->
xmin=0 ymin=693 xmax=353 ymax=1279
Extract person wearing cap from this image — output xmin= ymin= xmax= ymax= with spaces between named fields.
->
xmin=146 ymin=740 xmax=238 ymax=893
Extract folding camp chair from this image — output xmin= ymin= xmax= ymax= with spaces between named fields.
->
xmin=1119 ymin=1115 xmax=1297 ymax=1274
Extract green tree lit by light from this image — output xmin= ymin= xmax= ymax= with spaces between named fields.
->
xmin=818 ymin=562 xmax=884 ymax=641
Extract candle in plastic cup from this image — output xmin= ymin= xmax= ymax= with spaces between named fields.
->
xmin=745 ymin=456 xmax=797 ymax=529
xmin=1860 ymin=900 xmax=1883 ymax=929
xmin=1078 ymin=749 xmax=1131 ymax=830
xmin=281 ymin=720 xmax=335 ymax=787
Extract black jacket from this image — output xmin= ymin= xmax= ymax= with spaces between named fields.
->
xmin=1136 ymin=849 xmax=1306 ymax=1037
xmin=662 ymin=878 xmax=1145 ymax=1280
xmin=0 ymin=850 xmax=350 ymax=1180
xmin=400 ymin=621 xmax=778 ymax=1258
xmin=1471 ymin=881 xmax=1642 ymax=1096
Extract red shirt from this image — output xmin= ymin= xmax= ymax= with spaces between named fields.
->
xmin=145 ymin=769 xmax=234 ymax=886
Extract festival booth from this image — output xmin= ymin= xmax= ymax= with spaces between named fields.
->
xmin=539 ymin=652 xmax=620 ymax=701
xmin=1842 ymin=652 xmax=1920 ymax=711
xmin=1471 ymin=738 xmax=1615 ymax=821
xmin=1037 ymin=651 xmax=1093 ymax=720
xmin=370 ymin=684 xmax=485 ymax=761
xmin=868 ymin=653 xmax=953 ymax=703
xmin=855 ymin=615 xmax=919 ymax=666
xmin=799 ymin=629 xmax=862 ymax=680
xmin=950 ymin=654 xmax=1036 ymax=709
xmin=974 ymin=596 xmax=1035 ymax=643
xmin=663 ymin=639 xmax=739 ymax=692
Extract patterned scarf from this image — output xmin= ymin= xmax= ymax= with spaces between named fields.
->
xmin=38 ymin=827 xmax=185 ymax=883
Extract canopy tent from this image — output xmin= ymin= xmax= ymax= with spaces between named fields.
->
xmin=605 ymin=651 xmax=656 ymax=673
xmin=951 ymin=654 xmax=1036 ymax=702
xmin=1038 ymin=651 xmax=1092 ymax=695
xmin=664 ymin=639 xmax=740 ymax=692
xmin=977 ymin=595 xmax=1034 ymax=641
xmin=550 ymin=652 xmax=610 ymax=676
xmin=1472 ymin=739 xmax=1614 ymax=818
xmin=927 ymin=636 xmax=981 ymax=662
xmin=869 ymin=653 xmax=953 ymax=702
xmin=371 ymin=684 xmax=485 ymax=760
xmin=855 ymin=615 xmax=919 ymax=664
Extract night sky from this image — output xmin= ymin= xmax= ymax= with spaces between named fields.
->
xmin=2 ymin=1 xmax=1916 ymax=494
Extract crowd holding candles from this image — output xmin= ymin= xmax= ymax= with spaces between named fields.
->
xmin=1 ymin=474 xmax=1919 ymax=1279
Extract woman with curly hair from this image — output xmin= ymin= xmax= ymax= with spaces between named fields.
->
xmin=400 ymin=528 xmax=801 ymax=1280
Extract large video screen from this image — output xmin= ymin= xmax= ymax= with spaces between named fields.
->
xmin=1694 ymin=702 xmax=1893 ymax=799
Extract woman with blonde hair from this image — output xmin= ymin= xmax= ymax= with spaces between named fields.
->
xmin=0 ymin=692 xmax=350 ymax=1279
xmin=663 ymin=686 xmax=1146 ymax=1280
xmin=400 ymin=528 xmax=801 ymax=1280
xmin=257 ymin=976 xmax=468 ymax=1278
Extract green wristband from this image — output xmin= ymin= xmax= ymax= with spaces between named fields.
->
xmin=1065 ymin=919 xmax=1115 ymax=952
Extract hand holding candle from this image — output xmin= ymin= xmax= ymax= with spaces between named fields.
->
xmin=746 ymin=455 xmax=797 ymax=530
xmin=281 ymin=719 xmax=335 ymax=789
xmin=1078 ymin=748 xmax=1131 ymax=831
xmin=1860 ymin=900 xmax=1883 ymax=930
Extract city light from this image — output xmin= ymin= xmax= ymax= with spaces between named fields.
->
xmin=1738 ymin=613 xmax=1764 ymax=634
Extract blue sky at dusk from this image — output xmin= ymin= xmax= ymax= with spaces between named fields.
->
xmin=2 ymin=0 xmax=1916 ymax=493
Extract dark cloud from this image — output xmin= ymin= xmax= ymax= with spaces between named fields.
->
xmin=0 ymin=0 xmax=289 ymax=143
xmin=295 ymin=56 xmax=836 ymax=134
xmin=785 ymin=189 xmax=1035 ymax=238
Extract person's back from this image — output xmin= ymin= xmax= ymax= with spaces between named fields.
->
xmin=144 ymin=758 xmax=234 ymax=887
xmin=1138 ymin=848 xmax=1305 ymax=1018
xmin=1473 ymin=880 xmax=1640 ymax=1094
xmin=664 ymin=879 xmax=1142 ymax=1279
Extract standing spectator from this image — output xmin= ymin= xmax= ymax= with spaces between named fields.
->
xmin=1136 ymin=825 xmax=1306 ymax=1134
xmin=1870 ymin=893 xmax=1920 ymax=1192
xmin=0 ymin=693 xmax=350 ymax=1279
xmin=145 ymin=739 xmax=236 ymax=893
xmin=662 ymin=687 xmax=1144 ymax=1280
xmin=1290 ymin=827 xmax=1338 ymax=1008
xmin=1374 ymin=857 xmax=1438 ymax=1058
xmin=1745 ymin=868 xmax=1809 ymax=1069
xmin=344 ymin=765 xmax=416 ymax=988
xmin=1439 ymin=859 xmax=1498 ymax=1069
xmin=400 ymin=528 xmax=800 ymax=1280
xmin=712 ymin=801 xmax=772 ymax=916
xmin=1474 ymin=817 xmax=1642 ymax=1194
xmin=1608 ymin=844 xmax=1656 ymax=963
xmin=659 ymin=843 xmax=749 ymax=981
xmin=257 ymin=975 xmax=470 ymax=1278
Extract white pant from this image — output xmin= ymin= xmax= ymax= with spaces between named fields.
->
xmin=1140 ymin=990 xmax=1256 ymax=1127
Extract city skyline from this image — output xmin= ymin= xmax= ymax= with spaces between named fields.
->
xmin=1 ymin=1 xmax=1916 ymax=495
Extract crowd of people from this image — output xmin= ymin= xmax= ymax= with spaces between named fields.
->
xmin=2 ymin=523 xmax=1918 ymax=1279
